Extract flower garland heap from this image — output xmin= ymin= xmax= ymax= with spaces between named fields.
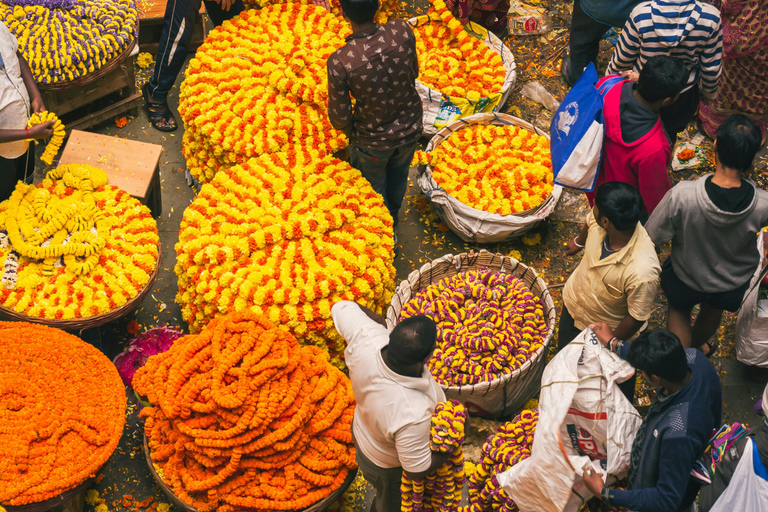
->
xmin=27 ymin=111 xmax=65 ymax=165
xmin=0 ymin=0 xmax=138 ymax=84
xmin=0 ymin=322 xmax=125 ymax=506
xmin=133 ymin=311 xmax=357 ymax=512
xmin=0 ymin=164 xmax=159 ymax=319
xmin=241 ymin=0 xmax=399 ymax=24
xmin=175 ymin=151 xmax=396 ymax=367
xmin=179 ymin=4 xmax=349 ymax=183
xmin=417 ymin=124 xmax=553 ymax=215
xmin=401 ymin=400 xmax=467 ymax=512
xmin=413 ymin=0 xmax=506 ymax=101
xmin=400 ymin=268 xmax=549 ymax=387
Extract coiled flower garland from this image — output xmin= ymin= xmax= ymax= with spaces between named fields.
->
xmin=174 ymin=151 xmax=396 ymax=369
xmin=0 ymin=164 xmax=159 ymax=319
xmin=133 ymin=311 xmax=357 ymax=512
xmin=401 ymin=400 xmax=467 ymax=512
xmin=400 ymin=268 xmax=550 ymax=386
xmin=27 ymin=111 xmax=65 ymax=165
xmin=0 ymin=322 xmax=126 ymax=505
xmin=0 ymin=0 xmax=139 ymax=84
xmin=416 ymin=124 xmax=554 ymax=215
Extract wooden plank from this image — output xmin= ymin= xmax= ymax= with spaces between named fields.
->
xmin=63 ymin=92 xmax=143 ymax=134
xmin=41 ymin=63 xmax=133 ymax=116
xmin=58 ymin=130 xmax=163 ymax=201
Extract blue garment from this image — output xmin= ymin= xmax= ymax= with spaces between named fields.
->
xmin=603 ymin=347 xmax=722 ymax=512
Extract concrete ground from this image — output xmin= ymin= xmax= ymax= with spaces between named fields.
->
xmin=26 ymin=2 xmax=768 ymax=510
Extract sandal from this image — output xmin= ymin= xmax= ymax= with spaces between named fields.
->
xmin=142 ymin=83 xmax=178 ymax=132
xmin=702 ymin=339 xmax=720 ymax=358
xmin=561 ymin=55 xmax=576 ymax=87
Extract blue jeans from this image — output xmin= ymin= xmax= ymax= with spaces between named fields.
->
xmin=349 ymin=141 xmax=419 ymax=225
xmin=148 ymin=0 xmax=244 ymax=103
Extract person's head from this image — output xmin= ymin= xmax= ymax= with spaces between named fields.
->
xmin=338 ymin=0 xmax=379 ymax=25
xmin=389 ymin=315 xmax=437 ymax=367
xmin=626 ymin=329 xmax=689 ymax=387
xmin=636 ymin=56 xmax=688 ymax=107
xmin=715 ymin=115 xmax=762 ymax=173
xmin=593 ymin=181 xmax=645 ymax=233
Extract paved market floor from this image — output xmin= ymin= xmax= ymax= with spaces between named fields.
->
xmin=33 ymin=4 xmax=768 ymax=511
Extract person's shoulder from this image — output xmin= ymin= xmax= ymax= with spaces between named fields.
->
xmin=629 ymin=1 xmax=654 ymax=19
xmin=696 ymin=1 xmax=722 ymax=24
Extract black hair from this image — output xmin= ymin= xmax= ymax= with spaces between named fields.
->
xmin=715 ymin=115 xmax=762 ymax=173
xmin=339 ymin=0 xmax=379 ymax=24
xmin=390 ymin=315 xmax=437 ymax=365
xmin=626 ymin=329 xmax=689 ymax=383
xmin=594 ymin=181 xmax=644 ymax=232
xmin=636 ymin=56 xmax=687 ymax=103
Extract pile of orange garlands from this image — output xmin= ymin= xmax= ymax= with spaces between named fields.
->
xmin=133 ymin=310 xmax=357 ymax=511
xmin=0 ymin=322 xmax=125 ymax=506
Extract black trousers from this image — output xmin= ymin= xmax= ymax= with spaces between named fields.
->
xmin=660 ymin=86 xmax=700 ymax=142
xmin=565 ymin=0 xmax=612 ymax=84
xmin=557 ymin=305 xmax=637 ymax=403
xmin=0 ymin=145 xmax=34 ymax=202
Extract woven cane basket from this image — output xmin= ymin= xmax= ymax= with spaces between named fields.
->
xmin=3 ymin=476 xmax=96 ymax=512
xmin=144 ymin=435 xmax=357 ymax=512
xmin=408 ymin=17 xmax=516 ymax=136
xmin=0 ymin=246 xmax=160 ymax=331
xmin=417 ymin=112 xmax=562 ymax=243
xmin=387 ymin=250 xmax=556 ymax=419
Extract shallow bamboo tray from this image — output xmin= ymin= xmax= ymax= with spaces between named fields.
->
xmin=0 ymin=246 xmax=160 ymax=331
xmin=143 ymin=434 xmax=357 ymax=512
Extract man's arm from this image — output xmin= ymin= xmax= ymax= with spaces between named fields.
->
xmin=395 ymin=419 xmax=456 ymax=480
xmin=606 ymin=15 xmax=641 ymax=75
xmin=326 ymin=57 xmax=354 ymax=137
xmin=17 ymin=51 xmax=44 ymax=114
xmin=0 ymin=121 xmax=54 ymax=143
xmin=643 ymin=186 xmax=676 ymax=247
xmin=615 ymin=278 xmax=659 ymax=340
xmin=354 ymin=302 xmax=387 ymax=328
xmin=699 ymin=17 xmax=723 ymax=100
xmin=611 ymin=315 xmax=645 ymax=342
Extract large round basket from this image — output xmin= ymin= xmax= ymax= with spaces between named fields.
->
xmin=408 ymin=17 xmax=516 ymax=136
xmin=3 ymin=477 xmax=96 ymax=512
xmin=0 ymin=246 xmax=161 ymax=331
xmin=417 ymin=112 xmax=562 ymax=243
xmin=37 ymin=37 xmax=137 ymax=91
xmin=143 ymin=435 xmax=358 ymax=512
xmin=387 ymin=249 xmax=557 ymax=419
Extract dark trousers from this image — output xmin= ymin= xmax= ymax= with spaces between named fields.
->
xmin=565 ymin=0 xmax=612 ymax=84
xmin=557 ymin=306 xmax=637 ymax=403
xmin=148 ymin=0 xmax=244 ymax=103
xmin=0 ymin=145 xmax=34 ymax=202
xmin=660 ymin=86 xmax=700 ymax=142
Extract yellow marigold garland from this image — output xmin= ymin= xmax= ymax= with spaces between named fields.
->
xmin=0 ymin=0 xmax=138 ymax=84
xmin=27 ymin=111 xmax=65 ymax=165
xmin=418 ymin=124 xmax=554 ymax=215
xmin=133 ymin=310 xmax=357 ymax=512
xmin=242 ymin=0 xmax=398 ymax=24
xmin=0 ymin=164 xmax=159 ymax=319
xmin=0 ymin=322 xmax=125 ymax=505
xmin=174 ymin=151 xmax=396 ymax=368
xmin=179 ymin=4 xmax=349 ymax=183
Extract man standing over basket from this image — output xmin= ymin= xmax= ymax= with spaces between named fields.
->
xmin=331 ymin=301 xmax=458 ymax=512
xmin=326 ymin=0 xmax=423 ymax=251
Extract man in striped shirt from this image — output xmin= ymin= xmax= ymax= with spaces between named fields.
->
xmin=607 ymin=0 xmax=722 ymax=141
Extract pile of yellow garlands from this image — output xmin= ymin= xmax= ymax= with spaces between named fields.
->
xmin=175 ymin=150 xmax=396 ymax=368
xmin=0 ymin=322 xmax=125 ymax=506
xmin=134 ymin=311 xmax=357 ymax=511
xmin=0 ymin=164 xmax=159 ymax=319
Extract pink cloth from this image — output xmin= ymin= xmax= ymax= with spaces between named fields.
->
xmin=445 ymin=0 xmax=510 ymax=31
xmin=586 ymin=76 xmax=672 ymax=215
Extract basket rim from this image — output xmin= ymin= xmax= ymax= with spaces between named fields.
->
xmin=386 ymin=249 xmax=557 ymax=391
xmin=0 ymin=245 xmax=161 ymax=330
xmin=37 ymin=37 xmax=137 ymax=91
xmin=2 ymin=476 xmax=96 ymax=512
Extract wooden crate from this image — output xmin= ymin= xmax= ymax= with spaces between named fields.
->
xmin=139 ymin=0 xmax=207 ymax=53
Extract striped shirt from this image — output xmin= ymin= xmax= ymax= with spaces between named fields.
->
xmin=607 ymin=0 xmax=723 ymax=98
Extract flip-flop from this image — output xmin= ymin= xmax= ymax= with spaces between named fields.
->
xmin=142 ymin=83 xmax=178 ymax=132
xmin=702 ymin=339 xmax=720 ymax=358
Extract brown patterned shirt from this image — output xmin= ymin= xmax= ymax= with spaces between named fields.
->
xmin=327 ymin=19 xmax=423 ymax=150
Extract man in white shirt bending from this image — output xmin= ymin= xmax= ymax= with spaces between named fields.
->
xmin=332 ymin=301 xmax=455 ymax=512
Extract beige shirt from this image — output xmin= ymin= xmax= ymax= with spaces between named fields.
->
xmin=563 ymin=212 xmax=661 ymax=332
xmin=0 ymin=21 xmax=30 ymax=159
xmin=332 ymin=301 xmax=445 ymax=472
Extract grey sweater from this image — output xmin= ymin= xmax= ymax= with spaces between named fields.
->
xmin=645 ymin=174 xmax=768 ymax=293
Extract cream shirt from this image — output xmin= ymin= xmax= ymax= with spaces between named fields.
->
xmin=0 ymin=21 xmax=30 ymax=159
xmin=563 ymin=212 xmax=661 ymax=332
xmin=332 ymin=301 xmax=445 ymax=472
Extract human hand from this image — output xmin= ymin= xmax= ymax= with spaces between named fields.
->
xmin=618 ymin=70 xmax=639 ymax=82
xmin=582 ymin=466 xmax=604 ymax=496
xmin=312 ymin=0 xmax=331 ymax=10
xmin=589 ymin=322 xmax=613 ymax=347
xmin=28 ymin=120 xmax=55 ymax=139
xmin=564 ymin=237 xmax=584 ymax=256
xmin=31 ymin=97 xmax=46 ymax=114
xmin=218 ymin=0 xmax=233 ymax=10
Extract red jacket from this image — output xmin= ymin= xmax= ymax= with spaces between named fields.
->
xmin=586 ymin=76 xmax=672 ymax=215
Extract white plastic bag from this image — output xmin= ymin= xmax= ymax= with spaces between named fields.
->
xmin=709 ymin=439 xmax=768 ymax=511
xmin=496 ymin=328 xmax=641 ymax=512
xmin=735 ymin=233 xmax=768 ymax=368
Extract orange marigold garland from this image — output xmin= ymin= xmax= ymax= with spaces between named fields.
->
xmin=133 ymin=310 xmax=357 ymax=511
xmin=0 ymin=322 xmax=126 ymax=506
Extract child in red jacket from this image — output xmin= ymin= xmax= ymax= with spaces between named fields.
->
xmin=586 ymin=56 xmax=687 ymax=217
